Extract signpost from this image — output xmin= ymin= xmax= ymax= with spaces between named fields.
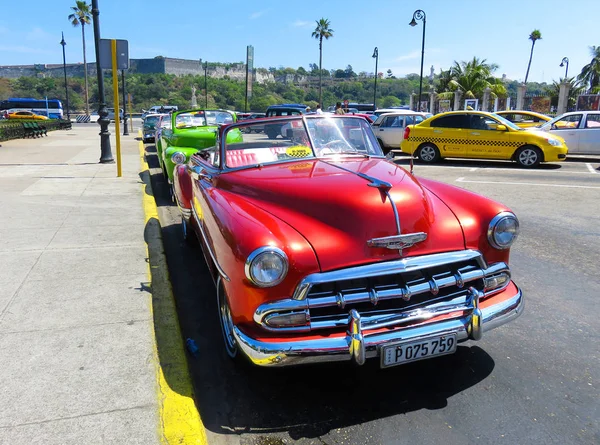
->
xmin=99 ymin=39 xmax=129 ymax=177
xmin=245 ymin=45 xmax=254 ymax=112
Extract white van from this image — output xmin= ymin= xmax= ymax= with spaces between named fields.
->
xmin=143 ymin=105 xmax=178 ymax=118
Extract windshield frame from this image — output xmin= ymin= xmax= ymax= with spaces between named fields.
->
xmin=218 ymin=115 xmax=384 ymax=172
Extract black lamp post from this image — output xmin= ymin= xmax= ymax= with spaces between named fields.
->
xmin=60 ymin=32 xmax=70 ymax=120
xmin=372 ymin=47 xmax=379 ymax=111
xmin=91 ymin=0 xmax=113 ymax=163
xmin=409 ymin=9 xmax=426 ymax=112
xmin=204 ymin=61 xmax=208 ymax=108
xmin=560 ymin=57 xmax=569 ymax=79
xmin=121 ymin=69 xmax=128 ymax=135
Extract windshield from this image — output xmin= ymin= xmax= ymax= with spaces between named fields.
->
xmin=175 ymin=110 xmax=234 ymax=128
xmin=492 ymin=113 xmax=523 ymax=131
xmin=144 ymin=116 xmax=161 ymax=125
xmin=221 ymin=116 xmax=383 ymax=169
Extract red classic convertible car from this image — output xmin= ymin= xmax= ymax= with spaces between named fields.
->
xmin=173 ymin=115 xmax=523 ymax=368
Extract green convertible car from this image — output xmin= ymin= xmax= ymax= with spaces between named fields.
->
xmin=157 ymin=109 xmax=242 ymax=186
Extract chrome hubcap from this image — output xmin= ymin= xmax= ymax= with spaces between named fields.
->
xmin=519 ymin=149 xmax=538 ymax=166
xmin=218 ymin=280 xmax=237 ymax=358
xmin=420 ymin=146 xmax=436 ymax=162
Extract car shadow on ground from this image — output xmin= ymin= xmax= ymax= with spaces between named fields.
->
xmin=144 ymin=145 xmax=496 ymax=440
xmin=391 ymin=153 xmax=563 ymax=170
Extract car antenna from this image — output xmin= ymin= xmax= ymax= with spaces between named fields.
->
xmin=410 ymin=147 xmax=415 ymax=174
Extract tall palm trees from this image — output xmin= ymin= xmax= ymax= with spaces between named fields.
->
xmin=68 ymin=1 xmax=91 ymax=116
xmin=312 ymin=18 xmax=333 ymax=107
xmin=447 ymin=57 xmax=506 ymax=100
xmin=524 ymin=29 xmax=542 ymax=84
xmin=577 ymin=46 xmax=600 ymax=93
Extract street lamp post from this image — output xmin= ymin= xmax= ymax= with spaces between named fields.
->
xmin=91 ymin=0 xmax=113 ymax=163
xmin=60 ymin=32 xmax=70 ymax=120
xmin=372 ymin=47 xmax=379 ymax=111
xmin=560 ymin=57 xmax=569 ymax=79
xmin=121 ymin=69 xmax=128 ymax=135
xmin=409 ymin=9 xmax=426 ymax=112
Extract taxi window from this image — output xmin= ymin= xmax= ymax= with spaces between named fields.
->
xmin=553 ymin=114 xmax=582 ymax=130
xmin=431 ymin=114 xmax=469 ymax=128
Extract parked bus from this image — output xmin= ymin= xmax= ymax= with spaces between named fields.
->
xmin=0 ymin=98 xmax=64 ymax=119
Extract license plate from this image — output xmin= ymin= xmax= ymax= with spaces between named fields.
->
xmin=381 ymin=334 xmax=457 ymax=368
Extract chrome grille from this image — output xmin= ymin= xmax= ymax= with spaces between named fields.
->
xmin=254 ymin=250 xmax=511 ymax=333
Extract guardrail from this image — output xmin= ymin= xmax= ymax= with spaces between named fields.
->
xmin=0 ymin=119 xmax=72 ymax=142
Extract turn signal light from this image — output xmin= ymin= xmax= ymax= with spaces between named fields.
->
xmin=265 ymin=311 xmax=309 ymax=328
xmin=484 ymin=272 xmax=510 ymax=292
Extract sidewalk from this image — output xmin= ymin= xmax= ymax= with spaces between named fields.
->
xmin=0 ymin=124 xmax=204 ymax=444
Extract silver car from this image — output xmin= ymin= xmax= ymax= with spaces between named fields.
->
xmin=534 ymin=111 xmax=600 ymax=155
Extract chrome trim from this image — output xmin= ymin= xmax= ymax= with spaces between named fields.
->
xmin=384 ymin=189 xmax=402 ymax=236
xmin=367 ymin=232 xmax=427 ymax=251
xmin=244 ymin=246 xmax=289 ymax=288
xmin=291 ymin=250 xmax=487 ymax=300
xmin=191 ymin=206 xmax=230 ymax=282
xmin=487 ymin=211 xmax=520 ymax=250
xmin=233 ymin=286 xmax=523 ymax=367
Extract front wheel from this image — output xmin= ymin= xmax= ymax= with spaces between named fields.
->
xmin=181 ymin=216 xmax=197 ymax=246
xmin=217 ymin=280 xmax=238 ymax=359
xmin=515 ymin=146 xmax=542 ymax=168
xmin=417 ymin=143 xmax=441 ymax=163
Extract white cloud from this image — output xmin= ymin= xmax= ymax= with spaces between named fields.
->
xmin=249 ymin=10 xmax=268 ymax=19
xmin=26 ymin=27 xmax=52 ymax=42
xmin=292 ymin=20 xmax=312 ymax=28
xmin=394 ymin=51 xmax=421 ymax=62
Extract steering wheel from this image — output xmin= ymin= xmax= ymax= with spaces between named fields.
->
xmin=322 ymin=139 xmax=352 ymax=152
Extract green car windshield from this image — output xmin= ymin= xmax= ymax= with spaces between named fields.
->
xmin=175 ymin=110 xmax=234 ymax=129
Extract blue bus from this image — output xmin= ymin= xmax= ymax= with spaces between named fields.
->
xmin=0 ymin=98 xmax=64 ymax=119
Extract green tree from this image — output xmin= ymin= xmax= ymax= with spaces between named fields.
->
xmin=524 ymin=29 xmax=542 ymax=84
xmin=68 ymin=1 xmax=92 ymax=116
xmin=446 ymin=57 xmax=506 ymax=101
xmin=312 ymin=18 xmax=334 ymax=106
xmin=577 ymin=46 xmax=600 ymax=93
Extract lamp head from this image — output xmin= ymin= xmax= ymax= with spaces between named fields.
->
xmin=60 ymin=31 xmax=66 ymax=46
xmin=409 ymin=18 xmax=417 ymax=27
xmin=559 ymin=61 xmax=564 ymax=67
xmin=372 ymin=47 xmax=378 ymax=58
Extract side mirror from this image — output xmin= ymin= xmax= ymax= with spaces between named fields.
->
xmin=385 ymin=151 xmax=394 ymax=160
xmin=496 ymin=124 xmax=507 ymax=131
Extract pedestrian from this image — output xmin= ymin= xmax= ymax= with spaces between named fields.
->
xmin=316 ymin=103 xmax=323 ymax=114
xmin=335 ymin=102 xmax=345 ymax=115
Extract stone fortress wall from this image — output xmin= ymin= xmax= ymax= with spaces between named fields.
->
xmin=0 ymin=57 xmax=277 ymax=83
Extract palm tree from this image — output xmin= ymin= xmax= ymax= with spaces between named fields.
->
xmin=524 ymin=29 xmax=542 ymax=84
xmin=312 ymin=18 xmax=333 ymax=107
xmin=547 ymin=77 xmax=586 ymax=110
xmin=68 ymin=1 xmax=91 ymax=116
xmin=577 ymin=46 xmax=600 ymax=93
xmin=447 ymin=57 xmax=506 ymax=102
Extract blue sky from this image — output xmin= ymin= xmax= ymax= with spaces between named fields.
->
xmin=0 ymin=0 xmax=597 ymax=84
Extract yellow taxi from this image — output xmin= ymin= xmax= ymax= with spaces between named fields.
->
xmin=400 ymin=111 xmax=568 ymax=167
xmin=495 ymin=110 xmax=551 ymax=128
xmin=7 ymin=110 xmax=49 ymax=120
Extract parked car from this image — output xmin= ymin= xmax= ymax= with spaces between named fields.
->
xmin=172 ymin=114 xmax=524 ymax=368
xmin=106 ymin=108 xmax=123 ymax=122
xmin=157 ymin=109 xmax=242 ymax=186
xmin=142 ymin=105 xmax=178 ymax=119
xmin=373 ymin=106 xmax=410 ymax=117
xmin=142 ymin=113 xmax=167 ymax=143
xmin=372 ymin=111 xmax=432 ymax=154
xmin=264 ymin=104 xmax=309 ymax=139
xmin=495 ymin=110 xmax=551 ymax=128
xmin=531 ymin=111 xmax=600 ymax=155
xmin=400 ymin=111 xmax=568 ymax=167
xmin=7 ymin=110 xmax=49 ymax=120
xmin=154 ymin=114 xmax=173 ymax=160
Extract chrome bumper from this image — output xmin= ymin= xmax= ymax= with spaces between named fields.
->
xmin=232 ymin=286 xmax=523 ymax=367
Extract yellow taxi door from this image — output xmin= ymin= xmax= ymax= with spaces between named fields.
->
xmin=466 ymin=114 xmax=513 ymax=160
xmin=428 ymin=114 xmax=470 ymax=158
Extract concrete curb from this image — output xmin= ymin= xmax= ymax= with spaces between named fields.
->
xmin=138 ymin=134 xmax=208 ymax=444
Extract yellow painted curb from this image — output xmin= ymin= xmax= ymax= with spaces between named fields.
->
xmin=138 ymin=131 xmax=208 ymax=445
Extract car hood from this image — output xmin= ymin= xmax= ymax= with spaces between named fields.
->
xmin=218 ymin=158 xmax=466 ymax=271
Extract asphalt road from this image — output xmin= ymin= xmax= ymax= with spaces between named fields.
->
xmin=145 ymin=145 xmax=600 ymax=445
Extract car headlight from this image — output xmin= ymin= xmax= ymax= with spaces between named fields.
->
xmin=487 ymin=212 xmax=519 ymax=250
xmin=546 ymin=138 xmax=562 ymax=146
xmin=245 ymin=247 xmax=288 ymax=287
xmin=170 ymin=152 xmax=187 ymax=164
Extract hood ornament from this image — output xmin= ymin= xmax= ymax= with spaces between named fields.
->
xmin=368 ymin=232 xmax=427 ymax=255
